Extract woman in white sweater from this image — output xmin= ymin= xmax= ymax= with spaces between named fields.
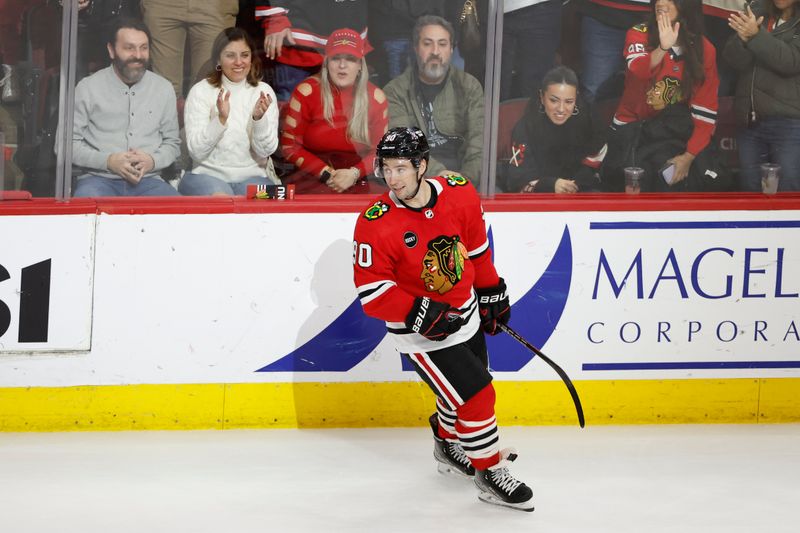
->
xmin=180 ymin=27 xmax=279 ymax=195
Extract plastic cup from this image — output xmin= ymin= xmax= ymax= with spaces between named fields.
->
xmin=624 ymin=167 xmax=644 ymax=195
xmin=760 ymin=163 xmax=780 ymax=195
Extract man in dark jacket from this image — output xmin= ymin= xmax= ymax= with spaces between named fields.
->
xmin=384 ymin=15 xmax=484 ymax=184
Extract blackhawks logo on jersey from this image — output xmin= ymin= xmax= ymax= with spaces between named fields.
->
xmin=444 ymin=173 xmax=468 ymax=187
xmin=421 ymin=235 xmax=468 ymax=295
xmin=363 ymin=201 xmax=390 ymax=221
xmin=646 ymin=76 xmax=683 ymax=111
xmin=633 ymin=23 xmax=648 ymax=33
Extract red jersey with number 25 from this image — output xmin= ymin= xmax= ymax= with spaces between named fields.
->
xmin=353 ymin=174 xmax=500 ymax=353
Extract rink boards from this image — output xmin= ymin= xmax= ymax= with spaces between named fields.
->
xmin=0 ymin=197 xmax=798 ymax=430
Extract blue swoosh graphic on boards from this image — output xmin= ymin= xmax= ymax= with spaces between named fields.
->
xmin=484 ymin=226 xmax=572 ymax=371
xmin=257 ymin=226 xmax=572 ymax=373
xmin=256 ymin=299 xmax=385 ymax=372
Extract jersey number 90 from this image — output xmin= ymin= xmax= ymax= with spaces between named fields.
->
xmin=353 ymin=241 xmax=373 ymax=267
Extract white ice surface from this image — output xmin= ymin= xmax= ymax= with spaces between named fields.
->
xmin=1 ymin=424 xmax=798 ymax=532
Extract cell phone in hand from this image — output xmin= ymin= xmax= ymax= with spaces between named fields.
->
xmin=660 ymin=162 xmax=676 ymax=185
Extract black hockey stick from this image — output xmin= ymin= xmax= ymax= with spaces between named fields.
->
xmin=498 ymin=323 xmax=585 ymax=428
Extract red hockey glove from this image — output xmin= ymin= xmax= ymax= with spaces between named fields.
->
xmin=405 ymin=297 xmax=464 ymax=341
xmin=476 ymin=278 xmax=510 ymax=335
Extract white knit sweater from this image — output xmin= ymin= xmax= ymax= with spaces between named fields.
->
xmin=184 ymin=76 xmax=279 ymax=183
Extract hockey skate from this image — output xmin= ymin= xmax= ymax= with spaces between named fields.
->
xmin=429 ymin=414 xmax=475 ymax=478
xmin=474 ymin=448 xmax=534 ymax=512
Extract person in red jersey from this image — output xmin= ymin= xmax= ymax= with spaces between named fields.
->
xmin=254 ymin=0 xmax=367 ymax=101
xmin=602 ymin=0 xmax=719 ymax=191
xmin=352 ymin=126 xmax=534 ymax=512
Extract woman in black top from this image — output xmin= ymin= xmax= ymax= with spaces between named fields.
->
xmin=501 ymin=66 xmax=604 ymax=193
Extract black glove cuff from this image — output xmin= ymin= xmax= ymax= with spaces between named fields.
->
xmin=476 ymin=278 xmax=507 ymax=303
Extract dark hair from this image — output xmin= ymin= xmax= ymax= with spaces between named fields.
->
xmin=765 ymin=0 xmax=796 ymax=20
xmin=540 ymin=66 xmax=579 ymax=93
xmin=412 ymin=15 xmax=455 ymax=47
xmin=646 ymin=0 xmax=705 ymax=94
xmin=525 ymin=66 xmax=581 ymax=129
xmin=206 ymin=27 xmax=263 ymax=88
xmin=107 ymin=17 xmax=152 ymax=48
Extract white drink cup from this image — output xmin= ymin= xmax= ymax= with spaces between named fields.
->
xmin=760 ymin=163 xmax=780 ymax=195
xmin=624 ymin=166 xmax=644 ymax=194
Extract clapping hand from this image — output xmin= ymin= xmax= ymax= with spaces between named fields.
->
xmin=217 ymin=88 xmax=231 ymax=125
xmin=657 ymin=10 xmax=680 ymax=51
xmin=252 ymin=90 xmax=272 ymax=121
xmin=728 ymin=5 xmax=763 ymax=42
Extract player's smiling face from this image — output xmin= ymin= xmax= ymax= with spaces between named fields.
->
xmin=381 ymin=158 xmax=424 ymax=199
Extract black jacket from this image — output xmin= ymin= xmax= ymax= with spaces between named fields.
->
xmin=723 ymin=6 xmax=800 ymax=125
xmin=602 ymin=104 xmax=732 ymax=192
xmin=501 ymin=97 xmax=604 ymax=193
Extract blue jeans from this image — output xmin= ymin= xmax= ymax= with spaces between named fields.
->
xmin=273 ymin=63 xmax=319 ymax=102
xmin=178 ymin=172 xmax=273 ymax=196
xmin=501 ymin=1 xmax=563 ymax=101
xmin=73 ymin=175 xmax=179 ymax=197
xmin=383 ymin=39 xmax=412 ymax=81
xmin=737 ymin=117 xmax=800 ymax=192
xmin=580 ymin=16 xmax=627 ymax=102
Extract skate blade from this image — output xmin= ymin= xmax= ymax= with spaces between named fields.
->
xmin=436 ymin=462 xmax=473 ymax=479
xmin=477 ymin=490 xmax=535 ymax=512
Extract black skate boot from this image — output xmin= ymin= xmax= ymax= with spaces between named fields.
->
xmin=429 ymin=414 xmax=475 ymax=478
xmin=474 ymin=448 xmax=534 ymax=512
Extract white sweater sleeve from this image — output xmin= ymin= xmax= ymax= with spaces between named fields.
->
xmin=250 ymin=82 xmax=279 ymax=160
xmin=184 ymin=82 xmax=227 ymax=163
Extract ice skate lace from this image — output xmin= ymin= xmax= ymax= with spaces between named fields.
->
xmin=490 ymin=467 xmax=522 ymax=495
xmin=447 ymin=441 xmax=471 ymax=467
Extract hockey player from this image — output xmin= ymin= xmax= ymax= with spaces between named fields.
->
xmin=352 ymin=127 xmax=534 ymax=512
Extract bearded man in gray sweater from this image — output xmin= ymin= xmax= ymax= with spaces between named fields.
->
xmin=72 ymin=17 xmax=180 ymax=197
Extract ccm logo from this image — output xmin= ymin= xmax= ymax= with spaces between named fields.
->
xmin=411 ymin=297 xmax=430 ymax=333
xmin=479 ymin=292 xmax=506 ymax=304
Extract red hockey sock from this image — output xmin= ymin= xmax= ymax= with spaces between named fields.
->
xmin=455 ymin=384 xmax=500 ymax=470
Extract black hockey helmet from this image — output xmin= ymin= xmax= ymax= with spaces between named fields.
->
xmin=374 ymin=127 xmax=430 ymax=178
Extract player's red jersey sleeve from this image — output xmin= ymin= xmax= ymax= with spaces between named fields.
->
xmin=353 ymin=204 xmax=416 ymax=324
xmin=450 ymin=176 xmax=500 ymax=290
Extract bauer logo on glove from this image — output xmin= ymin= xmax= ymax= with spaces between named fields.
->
xmin=476 ymin=278 xmax=510 ymax=335
xmin=406 ymin=296 xmax=463 ymax=341
xmin=478 ymin=291 xmax=506 ymax=304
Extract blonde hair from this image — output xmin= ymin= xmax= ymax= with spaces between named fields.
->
xmin=319 ymin=56 xmax=370 ymax=146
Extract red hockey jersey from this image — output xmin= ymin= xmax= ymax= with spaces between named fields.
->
xmin=352 ymin=174 xmax=500 ymax=353
xmin=613 ymin=23 xmax=719 ymax=155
